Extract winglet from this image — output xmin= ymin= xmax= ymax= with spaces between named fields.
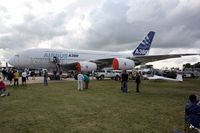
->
xmin=132 ymin=31 xmax=155 ymax=56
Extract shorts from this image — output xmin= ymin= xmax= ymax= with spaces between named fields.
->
xmin=22 ymin=77 xmax=26 ymax=82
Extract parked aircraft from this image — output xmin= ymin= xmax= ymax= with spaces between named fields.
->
xmin=147 ymin=71 xmax=183 ymax=82
xmin=8 ymin=31 xmax=198 ymax=72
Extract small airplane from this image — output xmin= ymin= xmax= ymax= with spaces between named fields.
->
xmin=147 ymin=71 xmax=183 ymax=82
xmin=8 ymin=31 xmax=198 ymax=72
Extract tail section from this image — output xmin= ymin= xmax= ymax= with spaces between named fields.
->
xmin=132 ymin=31 xmax=155 ymax=56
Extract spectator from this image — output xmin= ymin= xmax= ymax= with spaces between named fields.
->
xmin=31 ymin=71 xmax=36 ymax=80
xmin=0 ymin=77 xmax=10 ymax=97
xmin=185 ymin=94 xmax=200 ymax=128
xmin=13 ymin=70 xmax=19 ymax=87
xmin=2 ymin=68 xmax=7 ymax=80
xmin=83 ymin=73 xmax=90 ymax=89
xmin=121 ymin=70 xmax=128 ymax=93
xmin=77 ymin=72 xmax=84 ymax=91
xmin=7 ymin=69 xmax=14 ymax=85
xmin=135 ymin=72 xmax=141 ymax=93
xmin=43 ymin=70 xmax=48 ymax=86
xmin=21 ymin=71 xmax=27 ymax=86
xmin=25 ymin=68 xmax=29 ymax=80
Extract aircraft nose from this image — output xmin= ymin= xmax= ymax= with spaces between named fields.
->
xmin=8 ymin=56 xmax=17 ymax=66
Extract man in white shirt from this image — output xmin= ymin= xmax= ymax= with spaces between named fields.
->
xmin=21 ymin=71 xmax=27 ymax=86
xmin=77 ymin=72 xmax=84 ymax=91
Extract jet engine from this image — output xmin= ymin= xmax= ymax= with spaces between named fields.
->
xmin=76 ymin=61 xmax=97 ymax=72
xmin=112 ymin=58 xmax=135 ymax=70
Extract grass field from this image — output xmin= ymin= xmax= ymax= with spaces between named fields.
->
xmin=0 ymin=79 xmax=200 ymax=133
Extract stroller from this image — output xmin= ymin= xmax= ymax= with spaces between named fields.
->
xmin=0 ymin=89 xmax=10 ymax=97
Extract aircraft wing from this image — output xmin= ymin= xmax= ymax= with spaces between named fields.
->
xmin=147 ymin=75 xmax=183 ymax=82
xmin=147 ymin=75 xmax=176 ymax=81
xmin=60 ymin=53 xmax=198 ymax=71
xmin=90 ymin=53 xmax=197 ymax=68
xmin=93 ymin=54 xmax=199 ymax=67
xmin=130 ymin=53 xmax=198 ymax=65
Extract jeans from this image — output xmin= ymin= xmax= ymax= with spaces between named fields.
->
xmin=78 ymin=80 xmax=83 ymax=90
xmin=121 ymin=81 xmax=128 ymax=92
xmin=44 ymin=77 xmax=48 ymax=85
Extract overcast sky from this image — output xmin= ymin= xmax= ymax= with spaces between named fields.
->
xmin=0 ymin=0 xmax=200 ymax=68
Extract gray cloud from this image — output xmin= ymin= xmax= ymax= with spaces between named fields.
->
xmin=0 ymin=11 xmax=68 ymax=51
xmin=15 ymin=12 xmax=67 ymax=40
xmin=76 ymin=0 xmax=200 ymax=52
xmin=79 ymin=0 xmax=142 ymax=51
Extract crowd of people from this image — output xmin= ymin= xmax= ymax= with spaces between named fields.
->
xmin=1 ymin=67 xmax=28 ymax=87
xmin=1 ymin=67 xmax=50 ymax=86
xmin=1 ymin=67 xmax=143 ymax=97
xmin=76 ymin=70 xmax=141 ymax=93
xmin=0 ymin=67 xmax=50 ymax=97
xmin=1 ymin=67 xmax=143 ymax=92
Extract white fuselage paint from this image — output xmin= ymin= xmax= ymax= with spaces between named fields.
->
xmin=9 ymin=48 xmax=132 ymax=69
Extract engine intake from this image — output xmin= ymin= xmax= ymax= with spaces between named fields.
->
xmin=112 ymin=58 xmax=135 ymax=70
xmin=76 ymin=61 xmax=97 ymax=72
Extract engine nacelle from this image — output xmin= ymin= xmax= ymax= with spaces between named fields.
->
xmin=112 ymin=58 xmax=135 ymax=70
xmin=76 ymin=61 xmax=97 ymax=72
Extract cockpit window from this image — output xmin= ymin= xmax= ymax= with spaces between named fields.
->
xmin=14 ymin=54 xmax=19 ymax=57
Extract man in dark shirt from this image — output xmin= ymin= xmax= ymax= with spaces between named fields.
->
xmin=121 ymin=70 xmax=128 ymax=93
xmin=185 ymin=94 xmax=200 ymax=128
xmin=135 ymin=73 xmax=141 ymax=93
xmin=43 ymin=70 xmax=48 ymax=86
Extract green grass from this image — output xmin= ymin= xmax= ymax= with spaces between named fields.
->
xmin=0 ymin=79 xmax=200 ymax=133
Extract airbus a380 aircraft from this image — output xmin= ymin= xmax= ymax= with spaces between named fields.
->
xmin=8 ymin=31 xmax=197 ymax=72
